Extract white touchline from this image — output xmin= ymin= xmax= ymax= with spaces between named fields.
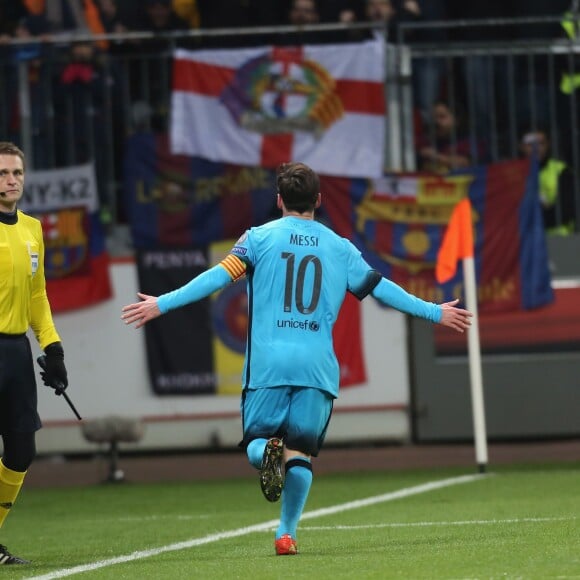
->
xmin=29 ymin=473 xmax=485 ymax=580
xmin=298 ymin=473 xmax=485 ymax=522
xmin=117 ymin=514 xmax=212 ymax=522
xmin=302 ymin=515 xmax=578 ymax=530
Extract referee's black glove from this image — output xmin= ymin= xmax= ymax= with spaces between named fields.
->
xmin=42 ymin=342 xmax=68 ymax=390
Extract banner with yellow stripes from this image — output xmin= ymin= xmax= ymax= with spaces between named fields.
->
xmin=210 ymin=240 xmax=247 ymax=396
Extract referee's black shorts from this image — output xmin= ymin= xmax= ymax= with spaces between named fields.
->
xmin=0 ymin=334 xmax=42 ymax=434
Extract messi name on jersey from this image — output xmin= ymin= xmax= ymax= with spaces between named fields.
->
xmin=289 ymin=234 xmax=319 ymax=247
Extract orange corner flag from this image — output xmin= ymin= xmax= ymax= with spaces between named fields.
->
xmin=436 ymin=198 xmax=474 ymax=284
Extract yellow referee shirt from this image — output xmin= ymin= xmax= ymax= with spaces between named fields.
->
xmin=0 ymin=210 xmax=60 ymax=350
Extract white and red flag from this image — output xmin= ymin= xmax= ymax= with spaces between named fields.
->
xmin=170 ymin=42 xmax=386 ymax=179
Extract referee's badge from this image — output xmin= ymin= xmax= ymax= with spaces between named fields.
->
xmin=27 ymin=242 xmax=39 ymax=275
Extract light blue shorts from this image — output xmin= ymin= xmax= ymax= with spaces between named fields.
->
xmin=241 ymin=386 xmax=334 ymax=456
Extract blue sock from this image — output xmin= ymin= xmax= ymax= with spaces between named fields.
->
xmin=246 ymin=438 xmax=267 ymax=469
xmin=276 ymin=457 xmax=313 ymax=540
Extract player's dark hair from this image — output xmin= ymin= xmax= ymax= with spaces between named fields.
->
xmin=276 ymin=162 xmax=319 ymax=213
xmin=0 ymin=142 xmax=25 ymax=170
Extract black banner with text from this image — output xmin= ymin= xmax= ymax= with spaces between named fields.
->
xmin=136 ymin=248 xmax=215 ymax=395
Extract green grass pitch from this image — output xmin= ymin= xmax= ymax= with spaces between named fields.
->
xmin=1 ymin=463 xmax=578 ymax=579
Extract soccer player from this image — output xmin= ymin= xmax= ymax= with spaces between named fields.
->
xmin=0 ymin=142 xmax=68 ymax=565
xmin=121 ymin=162 xmax=472 ymax=556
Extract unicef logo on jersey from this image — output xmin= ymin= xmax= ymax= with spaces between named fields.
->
xmin=276 ymin=318 xmax=320 ymax=332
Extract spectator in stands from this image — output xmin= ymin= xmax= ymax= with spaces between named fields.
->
xmin=447 ymin=2 xmax=515 ymax=149
xmin=0 ymin=1 xmax=30 ymax=146
xmin=416 ymin=100 xmax=487 ymax=173
xmin=405 ymin=1 xmax=448 ymax=123
xmin=508 ymin=1 xmax=569 ymax=148
xmin=0 ymin=1 xmax=28 ymax=42
xmin=133 ymin=0 xmax=189 ymax=38
xmin=1 ymin=2 xmax=60 ymax=169
xmin=197 ymin=1 xmax=281 ymax=47
xmin=520 ymin=129 xmax=576 ymax=235
xmin=360 ymin=1 xmax=446 ymax=121
xmin=18 ymin=0 xmax=108 ymax=50
xmin=552 ymin=2 xmax=580 ymax=165
xmin=122 ymin=0 xmax=190 ymax=136
xmin=284 ymin=0 xmax=326 ymax=44
xmin=289 ymin=0 xmax=321 ymax=25
xmin=363 ymin=0 xmax=399 ymax=42
xmin=13 ymin=2 xmax=119 ymax=215
xmin=53 ymin=39 xmax=116 ymax=220
xmin=95 ymin=0 xmax=127 ymax=34
xmin=304 ymin=0 xmax=360 ymax=43
xmin=317 ymin=0 xmax=358 ymax=25
xmin=94 ymin=0 xmax=136 ymax=59
xmin=360 ymin=0 xmax=417 ymax=42
xmin=172 ymin=0 xmax=200 ymax=30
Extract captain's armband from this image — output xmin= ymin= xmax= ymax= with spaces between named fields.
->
xmin=220 ymin=254 xmax=247 ymax=281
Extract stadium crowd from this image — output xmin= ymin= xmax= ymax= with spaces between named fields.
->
xmin=0 ymin=0 xmax=577 ymax=231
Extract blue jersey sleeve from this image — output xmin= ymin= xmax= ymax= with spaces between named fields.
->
xmin=157 ymin=264 xmax=232 ymax=314
xmin=342 ymin=239 xmax=440 ymax=322
xmin=371 ymin=278 xmax=442 ymax=322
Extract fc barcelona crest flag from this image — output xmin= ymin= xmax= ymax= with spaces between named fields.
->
xmin=320 ymin=158 xmax=553 ymax=313
xmin=19 ymin=163 xmax=112 ymax=312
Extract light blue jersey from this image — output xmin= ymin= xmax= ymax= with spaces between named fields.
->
xmin=232 ymin=216 xmax=381 ymax=397
xmin=157 ymin=215 xmax=442 ymax=399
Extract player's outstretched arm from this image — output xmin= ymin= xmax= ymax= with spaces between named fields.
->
xmin=437 ymin=298 xmax=473 ymax=333
xmin=121 ymin=262 xmax=237 ymax=329
xmin=369 ymin=277 xmax=473 ymax=332
xmin=121 ymin=293 xmax=161 ymax=329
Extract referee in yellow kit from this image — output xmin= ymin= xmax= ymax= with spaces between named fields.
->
xmin=0 ymin=142 xmax=68 ymax=565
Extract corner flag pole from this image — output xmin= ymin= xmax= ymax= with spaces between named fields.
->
xmin=462 ymin=255 xmax=488 ymax=473
xmin=436 ymin=198 xmax=488 ymax=472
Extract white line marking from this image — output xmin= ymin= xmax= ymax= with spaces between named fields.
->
xmin=117 ymin=514 xmax=212 ymax=522
xmin=29 ymin=473 xmax=484 ymax=579
xmin=301 ymin=515 xmax=577 ymax=530
xmin=299 ymin=473 xmax=484 ymax=522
